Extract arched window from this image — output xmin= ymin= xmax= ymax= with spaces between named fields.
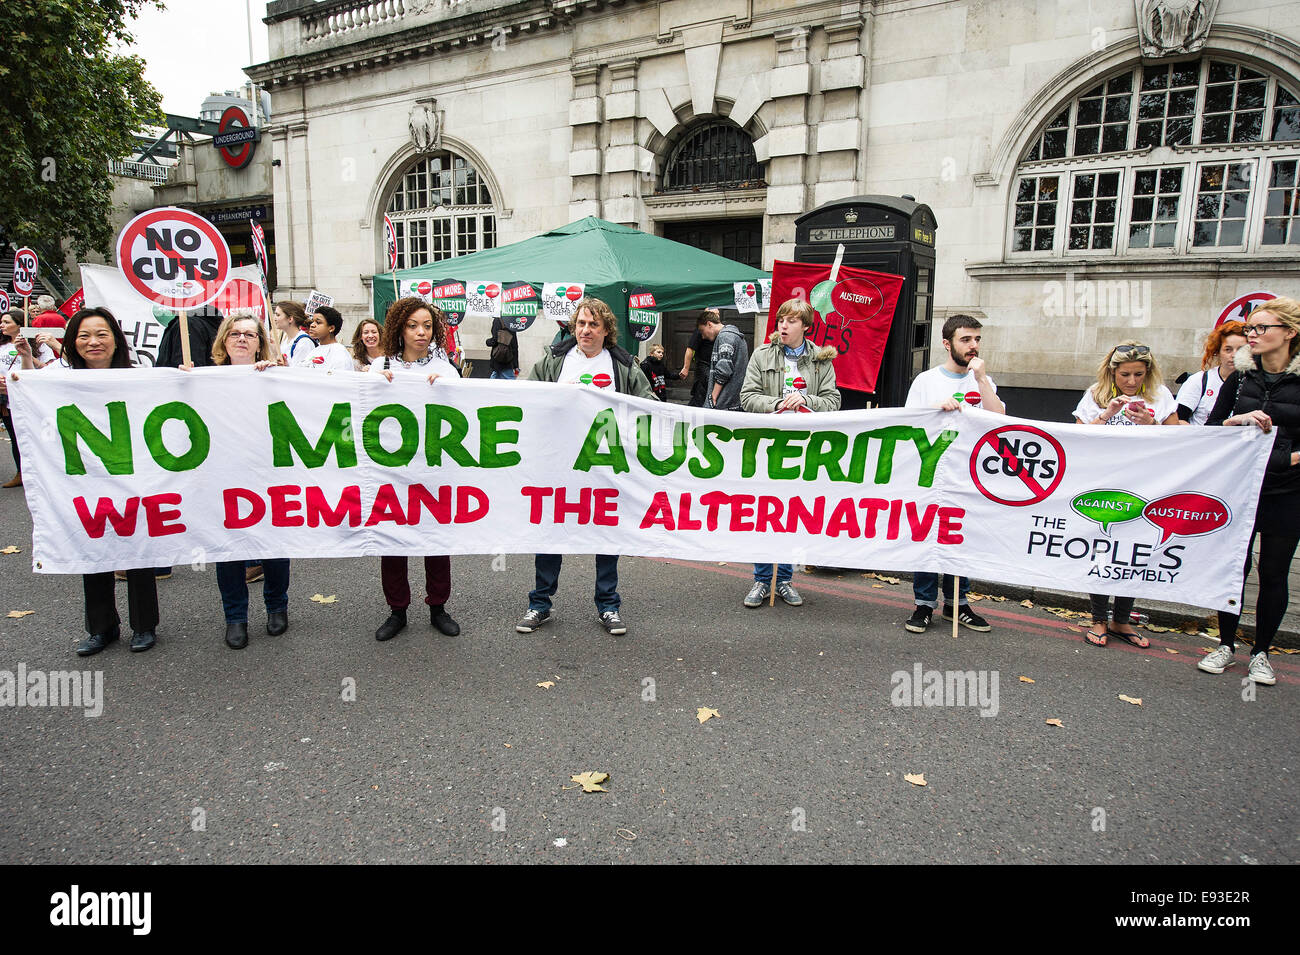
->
xmin=662 ymin=120 xmax=765 ymax=192
xmin=385 ymin=151 xmax=497 ymax=268
xmin=1011 ymin=58 xmax=1300 ymax=256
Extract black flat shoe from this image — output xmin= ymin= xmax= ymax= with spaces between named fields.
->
xmin=76 ymin=627 xmax=120 ymax=657
xmin=266 ymin=610 xmax=288 ymax=636
xmin=225 ymin=621 xmax=248 ymax=649
xmin=129 ymin=630 xmax=156 ymax=652
xmin=430 ymin=605 xmax=460 ymax=636
xmin=375 ymin=609 xmax=407 ymax=642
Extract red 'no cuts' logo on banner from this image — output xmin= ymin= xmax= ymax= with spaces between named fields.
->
xmin=970 ymin=425 xmax=1067 ymax=506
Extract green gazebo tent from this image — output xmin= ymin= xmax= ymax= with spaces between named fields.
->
xmin=371 ymin=216 xmax=769 ymax=348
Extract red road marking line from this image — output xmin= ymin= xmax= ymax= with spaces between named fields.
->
xmin=653 ymin=556 xmax=1300 ymax=684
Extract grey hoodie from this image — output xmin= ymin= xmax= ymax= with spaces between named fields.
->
xmin=707 ymin=324 xmax=749 ymax=411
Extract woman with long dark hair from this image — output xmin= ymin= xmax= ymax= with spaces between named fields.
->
xmin=1199 ymin=298 xmax=1300 ymax=686
xmin=370 ymin=297 xmax=460 ymax=641
xmin=37 ymin=308 xmax=159 ymax=655
xmin=1073 ymin=341 xmax=1179 ymax=648
xmin=351 ymin=317 xmax=384 ymax=371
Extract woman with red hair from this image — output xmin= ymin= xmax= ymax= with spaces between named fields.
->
xmin=1175 ymin=320 xmax=1248 ymax=426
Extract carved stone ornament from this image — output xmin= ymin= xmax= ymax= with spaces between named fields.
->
xmin=1135 ymin=0 xmax=1219 ymax=58
xmin=408 ymin=100 xmax=442 ymax=154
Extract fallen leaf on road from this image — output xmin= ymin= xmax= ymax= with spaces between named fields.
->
xmin=1118 ymin=694 xmax=1143 ymax=706
xmin=570 ymin=771 xmax=609 ymax=793
xmin=1065 ymin=625 xmax=1084 ymax=632
xmin=904 ymin=773 xmax=927 ymax=787
xmin=1165 ymin=648 xmax=1179 ymax=654
xmin=697 ymin=707 xmax=720 ymax=724
xmin=1019 ymin=676 xmax=1035 ymax=684
xmin=1020 ymin=599 xmax=1034 ymax=608
xmin=1045 ymin=718 xmax=1064 ymax=727
xmin=1 ymin=546 xmax=20 ymax=554
xmin=536 ymin=681 xmax=555 ymax=689
xmin=6 ymin=610 xmax=34 ymax=618
xmin=310 ymin=594 xmax=337 ymax=604
xmin=872 ymin=584 xmax=884 ymax=589
xmin=503 ymin=743 xmax=511 ymax=748
xmin=1045 ymin=607 xmax=1088 ymax=619
xmin=1144 ymin=624 xmax=1173 ymax=633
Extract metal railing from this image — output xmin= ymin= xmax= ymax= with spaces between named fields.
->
xmin=109 ymin=160 xmax=171 ymax=183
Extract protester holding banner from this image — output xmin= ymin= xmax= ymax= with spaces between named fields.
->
xmin=1072 ymin=341 xmax=1182 ymax=648
xmin=738 ymin=299 xmax=841 ymax=608
xmin=44 ymin=308 xmax=160 ymax=655
xmin=519 ymin=297 xmax=655 ymax=637
xmin=1 ymin=309 xmax=56 ymax=488
xmin=371 ymin=297 xmax=461 ymax=641
xmin=351 ymin=318 xmax=384 ymax=371
xmin=273 ymin=301 xmax=313 ymax=363
xmin=1176 ymin=321 xmax=1248 ymax=426
xmin=296 ymin=306 xmax=353 ymax=372
xmin=202 ymin=313 xmax=291 ymax=649
xmin=903 ymin=315 xmax=1002 ymax=633
xmin=1200 ymin=298 xmax=1300 ymax=686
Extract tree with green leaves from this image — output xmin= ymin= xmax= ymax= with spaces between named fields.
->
xmin=0 ymin=0 xmax=165 ymax=278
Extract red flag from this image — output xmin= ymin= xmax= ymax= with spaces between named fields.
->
xmin=57 ymin=288 xmax=84 ymax=317
xmin=767 ymin=260 xmax=904 ymax=393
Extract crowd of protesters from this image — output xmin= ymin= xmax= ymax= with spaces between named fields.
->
xmin=2 ymin=290 xmax=1297 ymax=687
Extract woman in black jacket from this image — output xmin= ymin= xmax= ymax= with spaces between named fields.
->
xmin=1199 ymin=297 xmax=1300 ymax=686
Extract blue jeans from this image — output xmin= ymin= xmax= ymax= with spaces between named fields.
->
xmin=217 ymin=558 xmax=290 ymax=623
xmin=530 ymin=553 xmax=620 ymax=614
xmin=753 ymin=562 xmax=793 ymax=584
xmin=490 ymin=368 xmax=516 ymax=380
xmin=913 ymin=572 xmax=968 ymax=609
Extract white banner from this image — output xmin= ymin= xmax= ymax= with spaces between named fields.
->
xmin=6 ymin=370 xmax=1270 ymax=611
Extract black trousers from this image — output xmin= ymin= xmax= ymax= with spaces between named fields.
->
xmin=1 ymin=406 xmax=18 ymax=473
xmin=1089 ymin=593 xmax=1135 ymax=626
xmin=1217 ymin=530 xmax=1299 ymax=657
xmin=83 ymin=570 xmax=159 ymax=635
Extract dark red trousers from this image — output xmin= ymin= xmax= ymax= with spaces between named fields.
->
xmin=381 ymin=555 xmax=450 ymax=610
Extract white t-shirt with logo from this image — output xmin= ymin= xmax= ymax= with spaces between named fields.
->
xmin=295 ymin=342 xmax=354 ymax=372
xmin=782 ymin=354 xmax=803 ymax=396
xmin=558 ymin=347 xmax=616 ymax=390
xmin=369 ymin=349 xmax=459 ymax=380
xmin=1074 ymin=385 xmax=1177 ymax=425
xmin=1 ymin=341 xmax=56 ymax=373
xmin=905 ymin=365 xmax=1002 ymax=411
xmin=1175 ymin=369 xmax=1231 ymax=426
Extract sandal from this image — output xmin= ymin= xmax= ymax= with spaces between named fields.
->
xmin=1107 ymin=628 xmax=1150 ymax=649
xmin=1085 ymin=626 xmax=1108 ymax=647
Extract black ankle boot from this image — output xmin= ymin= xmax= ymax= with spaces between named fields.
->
xmin=375 ymin=608 xmax=407 ymax=641
xmin=430 ymin=604 xmax=460 ymax=636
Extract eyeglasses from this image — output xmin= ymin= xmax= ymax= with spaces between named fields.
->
xmin=227 ymin=331 xmax=260 ymax=340
xmin=1110 ymin=344 xmax=1150 ymax=362
xmin=1244 ymin=324 xmax=1286 ymax=336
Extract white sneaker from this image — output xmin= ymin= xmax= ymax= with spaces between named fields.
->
xmin=1197 ymin=644 xmax=1235 ymax=674
xmin=1247 ymin=653 xmax=1276 ymax=686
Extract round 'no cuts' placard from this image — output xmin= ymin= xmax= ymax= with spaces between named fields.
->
xmin=116 ymin=207 xmax=231 ymax=310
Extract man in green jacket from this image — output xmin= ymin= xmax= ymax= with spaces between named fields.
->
xmin=739 ymin=298 xmax=841 ymax=607
xmin=518 ymin=297 xmax=655 ymax=636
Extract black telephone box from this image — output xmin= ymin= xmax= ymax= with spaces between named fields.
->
xmin=793 ymin=195 xmax=937 ymax=408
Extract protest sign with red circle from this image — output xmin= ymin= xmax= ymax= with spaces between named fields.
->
xmin=12 ymin=247 xmax=38 ymax=297
xmin=970 ymin=425 xmax=1066 ymax=507
xmin=0 ymin=290 xmax=9 ymax=312
xmin=1216 ymin=290 xmax=1277 ymax=328
xmin=383 ymin=215 xmax=398 ymax=271
xmin=116 ymin=207 xmax=231 ymax=310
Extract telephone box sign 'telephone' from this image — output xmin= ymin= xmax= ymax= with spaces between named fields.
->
xmin=795 ymin=196 xmax=938 ymax=409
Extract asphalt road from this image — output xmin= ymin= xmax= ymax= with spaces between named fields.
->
xmin=0 ymin=491 xmax=1295 ymax=865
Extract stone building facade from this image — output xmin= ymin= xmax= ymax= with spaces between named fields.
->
xmin=247 ymin=0 xmax=1300 ymax=407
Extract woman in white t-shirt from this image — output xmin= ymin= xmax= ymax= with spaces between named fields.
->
xmin=351 ymin=317 xmax=384 ymax=371
xmin=369 ymin=297 xmax=461 ymax=643
xmin=1 ymin=309 xmax=57 ymax=487
xmin=1073 ymin=341 xmax=1179 ymax=649
xmin=1176 ymin=320 xmax=1248 ymax=426
xmin=295 ymin=305 xmax=354 ymax=371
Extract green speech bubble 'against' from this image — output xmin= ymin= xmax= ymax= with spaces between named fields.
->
xmin=1071 ymin=489 xmax=1149 ymax=536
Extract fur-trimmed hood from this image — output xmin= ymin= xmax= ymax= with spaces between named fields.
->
xmin=1233 ymin=343 xmax=1300 ymax=377
xmin=758 ymin=339 xmax=837 ymax=361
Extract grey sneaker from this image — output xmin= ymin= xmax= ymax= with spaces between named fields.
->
xmin=599 ymin=610 xmax=626 ymax=635
xmin=516 ymin=609 xmax=552 ymax=633
xmin=744 ymin=581 xmax=770 ymax=608
xmin=1247 ymin=653 xmax=1276 ymax=686
xmin=1197 ymin=643 xmax=1235 ymax=674
xmin=775 ymin=580 xmax=803 ymax=606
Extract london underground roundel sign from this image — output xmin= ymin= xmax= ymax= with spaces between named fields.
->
xmin=116 ymin=207 xmax=231 ymax=310
xmin=214 ymin=106 xmax=257 ymax=169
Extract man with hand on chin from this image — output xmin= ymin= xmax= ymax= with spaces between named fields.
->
xmin=903 ymin=314 xmax=1005 ymax=634
xmin=518 ymin=297 xmax=655 ymax=638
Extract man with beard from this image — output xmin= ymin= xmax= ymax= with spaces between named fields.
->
xmin=902 ymin=315 xmax=1005 ymax=634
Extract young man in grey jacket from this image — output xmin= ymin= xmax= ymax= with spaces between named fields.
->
xmin=697 ymin=309 xmax=749 ymax=411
